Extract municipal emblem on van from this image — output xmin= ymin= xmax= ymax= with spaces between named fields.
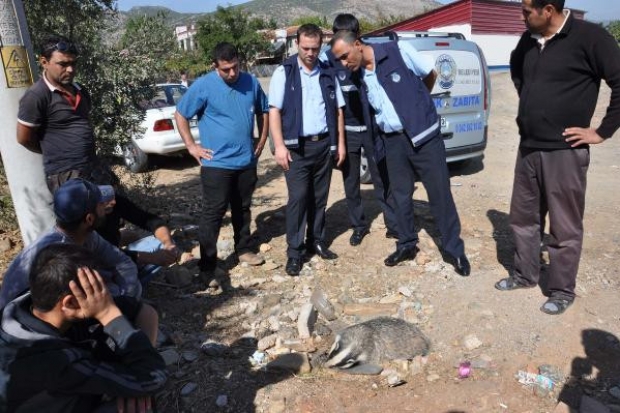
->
xmin=390 ymin=72 xmax=401 ymax=83
xmin=436 ymin=54 xmax=457 ymax=90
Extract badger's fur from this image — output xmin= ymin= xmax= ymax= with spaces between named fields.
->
xmin=325 ymin=317 xmax=430 ymax=372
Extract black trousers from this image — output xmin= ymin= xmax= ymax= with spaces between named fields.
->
xmin=199 ymin=166 xmax=258 ymax=271
xmin=341 ymin=130 xmax=398 ymax=233
xmin=284 ymin=138 xmax=332 ymax=259
xmin=509 ymin=147 xmax=589 ymax=300
xmin=382 ymin=132 xmax=464 ymax=258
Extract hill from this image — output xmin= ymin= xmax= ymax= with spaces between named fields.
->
xmin=237 ymin=0 xmax=441 ymax=25
xmin=120 ymin=0 xmax=441 ymax=27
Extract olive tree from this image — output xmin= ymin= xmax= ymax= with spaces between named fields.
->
xmin=22 ymin=0 xmax=175 ymax=156
xmin=194 ymin=6 xmax=270 ymax=69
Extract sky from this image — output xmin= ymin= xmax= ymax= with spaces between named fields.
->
xmin=116 ymin=0 xmax=620 ymax=22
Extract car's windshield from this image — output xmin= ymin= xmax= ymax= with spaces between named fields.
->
xmin=139 ymin=85 xmax=188 ymax=110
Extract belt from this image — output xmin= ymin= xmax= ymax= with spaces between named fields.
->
xmin=302 ymin=132 xmax=329 ymax=142
xmin=345 ymin=125 xmax=367 ymax=132
xmin=382 ymin=130 xmax=404 ymax=137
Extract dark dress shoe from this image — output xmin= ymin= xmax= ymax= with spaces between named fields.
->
xmin=455 ymin=254 xmax=471 ymax=276
xmin=385 ymin=230 xmax=398 ymax=239
xmin=313 ymin=243 xmax=338 ymax=260
xmin=349 ymin=228 xmax=370 ymax=246
xmin=384 ymin=246 xmax=419 ymax=266
xmin=285 ymin=258 xmax=302 ymax=276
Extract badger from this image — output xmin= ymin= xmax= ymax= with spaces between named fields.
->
xmin=325 ymin=317 xmax=430 ymax=374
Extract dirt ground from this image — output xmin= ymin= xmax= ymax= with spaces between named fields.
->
xmin=1 ymin=71 xmax=620 ymax=413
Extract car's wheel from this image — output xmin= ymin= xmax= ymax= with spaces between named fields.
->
xmin=123 ymin=141 xmax=149 ymax=173
xmin=360 ymin=148 xmax=372 ymax=184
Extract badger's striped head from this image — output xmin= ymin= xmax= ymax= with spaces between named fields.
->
xmin=325 ymin=334 xmax=368 ymax=369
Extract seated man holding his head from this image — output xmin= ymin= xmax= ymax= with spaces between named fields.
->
xmin=0 ymin=244 xmax=167 ymax=412
xmin=0 ymin=179 xmax=158 ymax=344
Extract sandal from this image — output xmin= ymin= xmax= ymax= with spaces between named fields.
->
xmin=540 ymin=297 xmax=573 ymax=315
xmin=494 ymin=277 xmax=534 ymax=291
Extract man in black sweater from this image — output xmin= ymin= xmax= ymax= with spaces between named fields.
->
xmin=495 ymin=0 xmax=620 ymax=314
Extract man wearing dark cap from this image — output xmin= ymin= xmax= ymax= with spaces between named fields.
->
xmin=0 ymin=179 xmax=140 ymax=309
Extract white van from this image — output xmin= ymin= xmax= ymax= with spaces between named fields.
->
xmin=359 ymin=31 xmax=491 ymax=182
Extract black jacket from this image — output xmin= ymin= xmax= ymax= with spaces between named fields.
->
xmin=0 ymin=295 xmax=166 ymax=412
xmin=510 ymin=13 xmax=620 ymax=149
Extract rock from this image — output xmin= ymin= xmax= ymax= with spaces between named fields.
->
xmin=260 ymin=243 xmax=272 ymax=253
xmin=182 ymin=351 xmax=199 ymax=362
xmin=398 ymin=286 xmax=413 ymax=298
xmin=280 ymin=339 xmax=317 ymax=353
xmin=610 ymin=386 xmax=620 ymax=400
xmin=426 ymin=373 xmax=440 ymax=382
xmin=0 ymin=238 xmax=12 ymax=253
xmin=266 ymin=353 xmax=311 ymax=374
xmin=387 ymin=374 xmax=406 ymax=387
xmin=410 ymin=356 xmax=425 ymax=376
xmin=216 ymin=240 xmax=234 ymax=258
xmin=310 ymin=287 xmax=337 ymax=321
xmin=201 ymin=340 xmax=228 ymax=357
xmin=379 ymin=294 xmax=402 ymax=304
xmin=269 ymin=398 xmax=287 ymax=413
xmin=216 ymin=394 xmax=228 ymax=407
xmin=159 ymin=349 xmax=180 ymax=366
xmin=463 ymin=334 xmax=483 ymax=351
xmin=416 ymin=252 xmax=432 ymax=266
xmin=297 ymin=303 xmax=317 ymax=339
xmin=181 ymin=382 xmax=198 ymax=396
xmin=342 ymin=303 xmax=399 ymax=317
xmin=268 ymin=316 xmax=281 ymax=331
xmin=272 ymin=274 xmax=289 ymax=283
xmin=263 ymin=261 xmax=281 ymax=271
xmin=257 ymin=334 xmax=278 ymax=351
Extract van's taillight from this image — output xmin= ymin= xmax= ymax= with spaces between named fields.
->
xmin=435 ymin=42 xmax=450 ymax=47
xmin=153 ymin=119 xmax=174 ymax=132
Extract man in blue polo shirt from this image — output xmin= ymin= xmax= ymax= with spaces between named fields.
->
xmin=175 ymin=42 xmax=269 ymax=280
xmin=269 ymin=24 xmax=346 ymax=276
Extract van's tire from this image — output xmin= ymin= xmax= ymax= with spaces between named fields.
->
xmin=123 ymin=141 xmax=149 ymax=173
xmin=360 ymin=149 xmax=372 ymax=184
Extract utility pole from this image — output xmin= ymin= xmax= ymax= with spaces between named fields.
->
xmin=0 ymin=0 xmax=54 ymax=245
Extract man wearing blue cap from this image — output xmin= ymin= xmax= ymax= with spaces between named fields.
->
xmin=0 ymin=179 xmax=159 ymax=345
xmin=0 ymin=179 xmax=140 ymax=309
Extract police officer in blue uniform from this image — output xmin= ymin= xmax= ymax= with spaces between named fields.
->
xmin=331 ymin=29 xmax=471 ymax=276
xmin=269 ymin=24 xmax=346 ymax=276
xmin=323 ymin=14 xmax=399 ymax=246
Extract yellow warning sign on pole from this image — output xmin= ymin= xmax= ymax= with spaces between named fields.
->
xmin=1 ymin=46 xmax=32 ymax=88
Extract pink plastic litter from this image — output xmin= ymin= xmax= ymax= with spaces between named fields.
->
xmin=458 ymin=361 xmax=472 ymax=378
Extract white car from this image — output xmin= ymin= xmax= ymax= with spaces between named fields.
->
xmin=122 ymin=83 xmax=200 ymax=173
